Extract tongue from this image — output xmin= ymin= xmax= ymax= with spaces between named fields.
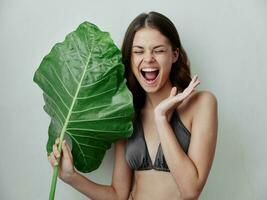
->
xmin=144 ymin=71 xmax=158 ymax=80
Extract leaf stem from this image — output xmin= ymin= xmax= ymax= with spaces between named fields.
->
xmin=49 ymin=164 xmax=59 ymax=200
xmin=49 ymin=137 xmax=64 ymax=200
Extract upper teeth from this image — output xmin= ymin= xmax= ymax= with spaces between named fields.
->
xmin=141 ymin=68 xmax=158 ymax=72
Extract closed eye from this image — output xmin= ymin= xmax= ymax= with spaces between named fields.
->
xmin=133 ymin=51 xmax=144 ymax=54
xmin=154 ymin=49 xmax=166 ymax=54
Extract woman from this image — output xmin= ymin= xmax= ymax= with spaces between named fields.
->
xmin=49 ymin=11 xmax=218 ymax=200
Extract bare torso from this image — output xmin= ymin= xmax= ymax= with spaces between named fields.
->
xmin=129 ymin=170 xmax=181 ymax=200
xmin=128 ymin=92 xmax=195 ymax=200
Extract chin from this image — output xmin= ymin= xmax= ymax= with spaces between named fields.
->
xmin=140 ymin=81 xmax=163 ymax=94
xmin=143 ymin=87 xmax=159 ymax=94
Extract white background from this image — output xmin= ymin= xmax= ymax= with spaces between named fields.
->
xmin=0 ymin=0 xmax=266 ymax=199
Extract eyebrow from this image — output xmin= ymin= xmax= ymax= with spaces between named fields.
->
xmin=132 ymin=45 xmax=143 ymax=49
xmin=132 ymin=45 xmax=166 ymax=49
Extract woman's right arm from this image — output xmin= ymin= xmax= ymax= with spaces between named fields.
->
xmin=49 ymin=139 xmax=132 ymax=200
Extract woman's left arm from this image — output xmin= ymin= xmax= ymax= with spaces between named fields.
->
xmin=154 ymin=77 xmax=218 ymax=199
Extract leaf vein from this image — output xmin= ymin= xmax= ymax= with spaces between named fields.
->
xmin=40 ymin=73 xmax=70 ymax=110
xmin=61 ymin=52 xmax=79 ymax=84
xmin=66 ymin=128 xmax=125 ymax=133
xmin=72 ymin=104 xmax=109 ymax=114
xmin=44 ymin=94 xmax=66 ymax=121
xmin=51 ymin=67 xmax=75 ymax=98
xmin=77 ymin=87 xmax=116 ymax=99
xmin=68 ymin=116 xmax=129 ymax=123
xmin=66 ymin=131 xmax=87 ymax=165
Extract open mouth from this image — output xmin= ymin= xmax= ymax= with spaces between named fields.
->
xmin=140 ymin=68 xmax=159 ymax=84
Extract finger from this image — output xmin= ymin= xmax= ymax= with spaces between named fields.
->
xmin=53 ymin=143 xmax=60 ymax=158
xmin=47 ymin=153 xmax=51 ymax=162
xmin=194 ymin=79 xmax=200 ymax=87
xmin=62 ymin=140 xmax=72 ymax=160
xmin=193 ymin=75 xmax=199 ymax=82
xmin=192 ymin=77 xmax=200 ymax=88
xmin=169 ymin=87 xmax=177 ymax=98
xmin=180 ymin=90 xmax=191 ymax=99
xmin=178 ymin=76 xmax=199 ymax=99
xmin=65 ymin=141 xmax=72 ymax=158
xmin=191 ymin=74 xmax=198 ymax=82
xmin=187 ymin=76 xmax=196 ymax=89
xmin=49 ymin=152 xmax=58 ymax=166
xmin=55 ymin=138 xmax=60 ymax=145
xmin=180 ymin=85 xmax=194 ymax=98
xmin=188 ymin=75 xmax=199 ymax=89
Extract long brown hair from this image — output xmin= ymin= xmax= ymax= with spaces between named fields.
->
xmin=121 ymin=11 xmax=191 ymax=113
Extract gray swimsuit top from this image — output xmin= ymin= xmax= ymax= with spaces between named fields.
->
xmin=125 ymin=111 xmax=191 ymax=172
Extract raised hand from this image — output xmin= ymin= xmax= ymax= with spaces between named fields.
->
xmin=154 ymin=75 xmax=200 ymax=121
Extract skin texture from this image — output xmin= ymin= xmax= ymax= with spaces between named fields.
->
xmin=48 ymin=27 xmax=218 ymax=200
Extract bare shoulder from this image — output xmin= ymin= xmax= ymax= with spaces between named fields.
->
xmin=189 ymin=91 xmax=218 ymax=130
xmin=178 ymin=90 xmax=217 ymax=122
xmin=185 ymin=90 xmax=217 ymax=110
xmin=177 ymin=90 xmax=217 ymax=134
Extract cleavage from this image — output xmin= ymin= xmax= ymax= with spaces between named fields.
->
xmin=141 ymin=117 xmax=160 ymax=165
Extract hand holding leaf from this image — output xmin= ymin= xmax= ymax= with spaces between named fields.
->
xmin=48 ymin=139 xmax=75 ymax=183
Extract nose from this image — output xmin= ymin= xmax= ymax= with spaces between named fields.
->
xmin=143 ymin=51 xmax=155 ymax=63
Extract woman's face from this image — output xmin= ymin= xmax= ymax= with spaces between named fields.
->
xmin=131 ymin=27 xmax=178 ymax=93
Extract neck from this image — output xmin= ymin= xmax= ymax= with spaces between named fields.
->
xmin=144 ymin=80 xmax=173 ymax=110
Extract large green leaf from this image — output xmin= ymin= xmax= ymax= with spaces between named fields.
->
xmin=34 ymin=22 xmax=134 ymax=173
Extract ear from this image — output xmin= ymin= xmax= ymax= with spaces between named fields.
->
xmin=172 ymin=48 xmax=179 ymax=63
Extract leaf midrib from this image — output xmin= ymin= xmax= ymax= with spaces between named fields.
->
xmin=58 ymin=34 xmax=95 ymax=163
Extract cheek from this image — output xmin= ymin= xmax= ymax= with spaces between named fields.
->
xmin=159 ymin=56 xmax=173 ymax=69
xmin=131 ymin=55 xmax=142 ymax=67
xmin=131 ymin=56 xmax=143 ymax=74
xmin=160 ymin=58 xmax=173 ymax=77
xmin=130 ymin=60 xmax=139 ymax=76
